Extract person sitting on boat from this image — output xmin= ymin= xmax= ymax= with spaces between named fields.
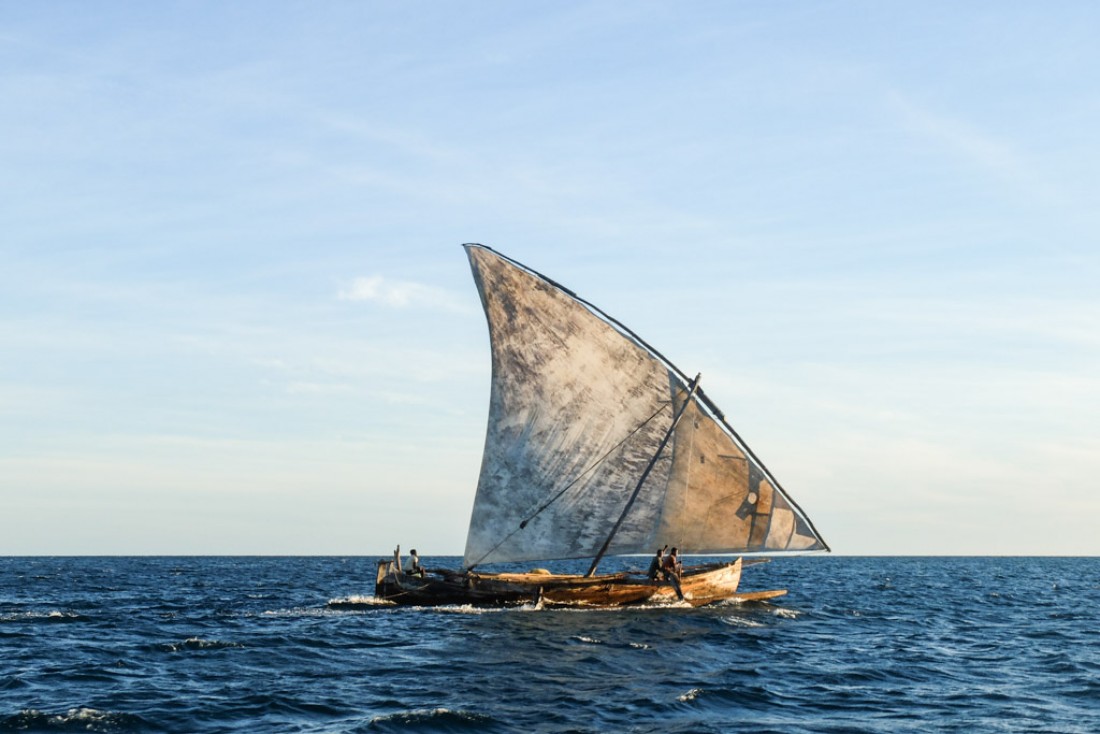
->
xmin=406 ymin=549 xmax=425 ymax=578
xmin=647 ymin=546 xmax=667 ymax=581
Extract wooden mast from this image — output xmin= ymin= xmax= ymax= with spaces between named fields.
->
xmin=586 ymin=374 xmax=701 ymax=577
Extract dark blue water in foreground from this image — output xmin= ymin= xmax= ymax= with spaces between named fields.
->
xmin=2 ymin=556 xmax=1098 ymax=733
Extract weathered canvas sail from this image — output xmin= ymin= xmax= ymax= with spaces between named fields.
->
xmin=463 ymin=245 xmax=827 ymax=568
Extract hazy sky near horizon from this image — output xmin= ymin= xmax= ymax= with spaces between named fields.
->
xmin=3 ymin=2 xmax=1098 ymax=556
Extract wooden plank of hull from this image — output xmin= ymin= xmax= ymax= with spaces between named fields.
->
xmin=374 ymin=561 xmax=538 ymax=606
xmin=538 ymin=580 xmax=655 ymax=607
xmin=653 ymin=557 xmax=743 ymax=607
xmin=536 ymin=559 xmax=743 ymax=607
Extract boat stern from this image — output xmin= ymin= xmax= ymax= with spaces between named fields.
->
xmin=375 ymin=559 xmax=396 ymax=597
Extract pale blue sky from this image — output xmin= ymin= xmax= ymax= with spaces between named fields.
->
xmin=3 ymin=2 xmax=1097 ymax=555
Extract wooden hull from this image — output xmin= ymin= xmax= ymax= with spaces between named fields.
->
xmin=374 ymin=557 xmax=785 ymax=608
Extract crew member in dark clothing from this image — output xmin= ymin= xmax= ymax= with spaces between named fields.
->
xmin=662 ymin=547 xmax=684 ymax=600
xmin=647 ymin=546 xmax=667 ymax=581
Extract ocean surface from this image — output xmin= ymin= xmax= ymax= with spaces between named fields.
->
xmin=1 ymin=556 xmax=1097 ymax=733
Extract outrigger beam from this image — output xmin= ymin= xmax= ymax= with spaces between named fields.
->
xmin=586 ymin=374 xmax=701 ymax=577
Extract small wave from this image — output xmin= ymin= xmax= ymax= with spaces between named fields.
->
xmin=651 ymin=598 xmax=694 ymax=609
xmin=0 ymin=677 xmax=29 ymax=691
xmin=721 ymin=615 xmax=765 ymax=628
xmin=161 ymin=637 xmax=243 ymax=652
xmin=0 ymin=610 xmax=85 ymax=624
xmin=1064 ymin=680 xmax=1100 ymax=700
xmin=0 ymin=707 xmax=146 ymax=732
xmin=326 ymin=595 xmax=394 ymax=609
xmin=327 ymin=601 xmax=501 ymax=615
xmin=366 ymin=707 xmax=504 ymax=732
xmin=771 ymin=607 xmax=801 ymax=619
xmin=629 ymin=641 xmax=652 ymax=650
xmin=262 ymin=606 xmax=349 ymax=618
xmin=574 ymin=635 xmax=602 ymax=645
xmin=678 ymin=688 xmax=703 ymax=702
xmin=432 ymin=603 xmax=537 ymax=615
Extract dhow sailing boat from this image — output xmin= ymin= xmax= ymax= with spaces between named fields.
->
xmin=375 ymin=244 xmax=828 ymax=607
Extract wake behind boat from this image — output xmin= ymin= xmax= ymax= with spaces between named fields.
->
xmin=375 ymin=244 xmax=828 ymax=607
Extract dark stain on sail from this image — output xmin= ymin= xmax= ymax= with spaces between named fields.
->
xmin=745 ymin=465 xmax=776 ymax=549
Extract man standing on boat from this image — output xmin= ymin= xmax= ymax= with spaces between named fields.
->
xmin=662 ymin=548 xmax=684 ymax=600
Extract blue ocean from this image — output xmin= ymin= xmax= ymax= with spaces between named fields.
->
xmin=1 ymin=556 xmax=1097 ymax=733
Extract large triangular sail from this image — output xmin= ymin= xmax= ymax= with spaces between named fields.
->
xmin=462 ymin=244 xmax=827 ymax=568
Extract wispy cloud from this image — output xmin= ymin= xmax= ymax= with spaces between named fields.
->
xmin=338 ymin=275 xmax=473 ymax=313
xmin=890 ymin=91 xmax=1020 ymax=168
xmin=887 ymin=90 xmax=1060 ymax=203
